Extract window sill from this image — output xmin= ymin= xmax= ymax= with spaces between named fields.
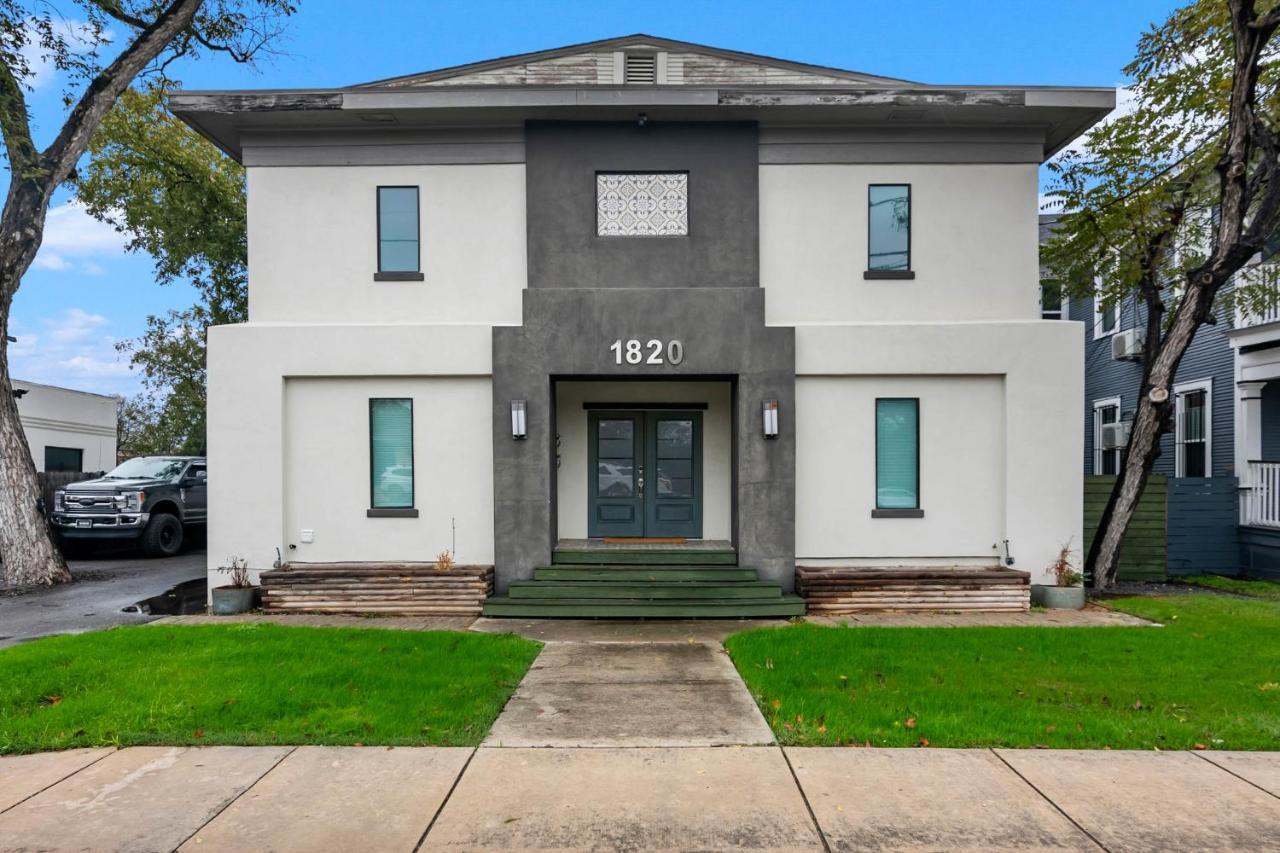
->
xmin=367 ymin=508 xmax=419 ymax=518
xmin=374 ymin=271 xmax=424 ymax=282
xmin=863 ymin=270 xmax=915 ymax=280
xmin=871 ymin=508 xmax=924 ymax=519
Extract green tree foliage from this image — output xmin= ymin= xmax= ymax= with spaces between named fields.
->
xmin=1043 ymin=0 xmax=1280 ymax=586
xmin=76 ymin=84 xmax=246 ymax=455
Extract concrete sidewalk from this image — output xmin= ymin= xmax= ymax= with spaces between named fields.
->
xmin=2 ymin=745 xmax=1279 ymax=851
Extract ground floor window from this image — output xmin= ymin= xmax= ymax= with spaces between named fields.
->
xmin=875 ymin=398 xmax=919 ymax=509
xmin=369 ymin=398 xmax=414 ymax=508
xmin=43 ymin=446 xmax=83 ymax=472
xmin=1175 ymin=379 xmax=1212 ymax=477
xmin=1093 ymin=397 xmax=1122 ymax=475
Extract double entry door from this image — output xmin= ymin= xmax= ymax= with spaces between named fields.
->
xmin=588 ymin=410 xmax=702 ymax=539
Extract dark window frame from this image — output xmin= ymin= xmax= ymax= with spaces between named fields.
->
xmin=375 ymin=185 xmax=424 ymax=281
xmin=865 ymin=183 xmax=914 ymax=280
xmin=43 ymin=446 xmax=83 ymax=473
xmin=594 ymin=170 xmax=691 ymax=239
xmin=873 ymin=397 xmax=923 ymax=517
xmin=368 ymin=397 xmax=418 ymax=517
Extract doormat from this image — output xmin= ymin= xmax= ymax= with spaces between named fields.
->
xmin=601 ymin=537 xmax=689 ymax=545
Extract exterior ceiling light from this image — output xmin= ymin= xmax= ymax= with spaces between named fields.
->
xmin=511 ymin=400 xmax=527 ymax=440
xmin=762 ymin=400 xmax=779 ymax=439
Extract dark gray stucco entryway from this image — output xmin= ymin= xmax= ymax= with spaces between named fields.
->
xmin=491 ymin=287 xmax=795 ymax=593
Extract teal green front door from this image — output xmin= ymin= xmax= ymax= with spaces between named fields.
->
xmin=588 ymin=410 xmax=703 ymax=539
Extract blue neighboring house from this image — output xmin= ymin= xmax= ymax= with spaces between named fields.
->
xmin=1041 ymin=213 xmax=1280 ymax=578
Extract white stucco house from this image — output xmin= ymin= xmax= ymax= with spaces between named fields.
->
xmin=172 ymin=35 xmax=1112 ymax=616
xmin=14 ymin=379 xmax=118 ymax=474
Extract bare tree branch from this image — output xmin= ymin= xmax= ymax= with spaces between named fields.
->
xmin=41 ymin=0 xmax=205 ymax=188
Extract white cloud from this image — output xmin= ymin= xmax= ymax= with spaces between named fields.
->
xmin=6 ymin=309 xmax=136 ymax=395
xmin=32 ymin=200 xmax=128 ymax=273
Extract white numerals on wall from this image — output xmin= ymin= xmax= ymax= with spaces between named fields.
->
xmin=609 ymin=339 xmax=685 ymax=366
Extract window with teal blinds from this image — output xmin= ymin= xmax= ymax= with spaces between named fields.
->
xmin=370 ymin=399 xmax=414 ymax=508
xmin=876 ymin=398 xmax=919 ymax=509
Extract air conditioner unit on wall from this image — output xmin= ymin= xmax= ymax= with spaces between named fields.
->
xmin=1111 ymin=328 xmax=1146 ymax=361
xmin=1101 ymin=421 xmax=1131 ymax=451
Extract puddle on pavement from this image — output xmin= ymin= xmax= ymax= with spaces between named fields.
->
xmin=123 ymin=577 xmax=207 ymax=615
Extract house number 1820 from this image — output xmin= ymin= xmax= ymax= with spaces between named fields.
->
xmin=609 ymin=339 xmax=685 ymax=366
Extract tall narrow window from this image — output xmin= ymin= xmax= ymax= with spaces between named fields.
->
xmin=1040 ymin=278 xmax=1065 ymax=320
xmin=875 ymin=398 xmax=920 ymax=513
xmin=1175 ymin=381 xmax=1212 ymax=477
xmin=370 ymin=398 xmax=414 ymax=510
xmin=1093 ymin=399 xmax=1121 ymax=475
xmin=376 ymin=186 xmax=422 ymax=280
xmin=867 ymin=184 xmax=911 ymax=276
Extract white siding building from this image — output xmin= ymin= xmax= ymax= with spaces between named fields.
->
xmin=15 ymin=380 xmax=118 ymax=473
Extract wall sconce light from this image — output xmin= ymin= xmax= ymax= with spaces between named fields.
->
xmin=511 ymin=400 xmax=527 ymax=440
xmin=762 ymin=400 xmax=779 ymax=439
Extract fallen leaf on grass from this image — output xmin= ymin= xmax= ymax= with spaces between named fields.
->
xmin=193 ymin=729 xmax=205 ymax=739
xmin=917 ymin=738 xmax=930 ymax=747
xmin=1194 ymin=743 xmax=1208 ymax=750
xmin=904 ymin=717 xmax=917 ymax=729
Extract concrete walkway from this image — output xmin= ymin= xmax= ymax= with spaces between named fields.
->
xmin=2 ymin=745 xmax=1279 ymax=850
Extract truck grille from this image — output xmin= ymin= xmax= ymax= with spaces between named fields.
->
xmin=62 ymin=495 xmax=117 ymax=513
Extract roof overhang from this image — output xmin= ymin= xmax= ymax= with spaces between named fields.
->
xmin=170 ymin=85 xmax=1115 ymax=164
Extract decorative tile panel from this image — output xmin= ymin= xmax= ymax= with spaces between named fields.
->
xmin=596 ymin=173 xmax=689 ymax=236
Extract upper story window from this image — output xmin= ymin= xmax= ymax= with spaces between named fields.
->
xmin=624 ymin=53 xmax=657 ymax=84
xmin=1093 ymin=294 xmax=1118 ymax=338
xmin=597 ymin=173 xmax=689 ymax=237
xmin=375 ymin=186 xmax=424 ymax=281
xmin=1040 ymin=278 xmax=1066 ymax=320
xmin=865 ymin=184 xmax=913 ymax=279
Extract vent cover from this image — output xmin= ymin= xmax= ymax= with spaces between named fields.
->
xmin=624 ymin=53 xmax=657 ymax=84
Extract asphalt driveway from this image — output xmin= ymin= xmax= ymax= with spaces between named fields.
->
xmin=0 ymin=549 xmax=206 ymax=648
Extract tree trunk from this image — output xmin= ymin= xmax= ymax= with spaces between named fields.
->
xmin=0 ymin=302 xmax=70 ymax=586
xmin=1087 ymin=280 xmax=1216 ymax=588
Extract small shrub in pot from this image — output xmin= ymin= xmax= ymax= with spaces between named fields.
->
xmin=1031 ymin=542 xmax=1087 ymax=610
xmin=211 ymin=556 xmax=256 ymax=615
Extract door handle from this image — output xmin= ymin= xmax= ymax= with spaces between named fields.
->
xmin=637 ymin=465 xmax=645 ymax=497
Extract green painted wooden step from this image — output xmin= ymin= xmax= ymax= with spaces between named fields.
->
xmin=534 ymin=566 xmax=759 ymax=582
xmin=507 ymin=581 xmax=782 ymax=600
xmin=481 ymin=595 xmax=805 ymax=619
xmin=551 ymin=549 xmax=738 ymax=566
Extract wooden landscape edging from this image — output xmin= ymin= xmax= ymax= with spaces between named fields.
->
xmin=260 ymin=563 xmax=494 ymax=616
xmin=795 ymin=566 xmax=1031 ymax=614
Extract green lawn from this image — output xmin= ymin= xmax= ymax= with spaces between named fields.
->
xmin=1179 ymin=575 xmax=1280 ymax=600
xmin=0 ymin=624 xmax=540 ymax=754
xmin=725 ymin=595 xmax=1280 ymax=750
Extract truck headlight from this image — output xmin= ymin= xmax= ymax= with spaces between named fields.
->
xmin=54 ymin=490 xmax=67 ymax=510
xmin=114 ymin=491 xmax=145 ymax=511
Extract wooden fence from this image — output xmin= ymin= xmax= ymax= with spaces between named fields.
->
xmin=35 ymin=471 xmax=104 ymax=515
xmin=1167 ymin=477 xmax=1240 ymax=576
xmin=1084 ymin=475 xmax=1168 ymax=582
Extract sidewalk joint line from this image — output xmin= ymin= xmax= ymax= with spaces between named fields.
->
xmin=1191 ymin=751 xmax=1280 ymax=801
xmin=779 ymin=747 xmax=831 ymax=853
xmin=173 ymin=745 xmax=296 ymax=852
xmin=0 ymin=747 xmax=116 ymax=816
xmin=989 ymin=749 xmax=1110 ymax=853
xmin=414 ymin=746 xmax=477 ymax=852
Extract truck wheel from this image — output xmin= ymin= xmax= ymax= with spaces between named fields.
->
xmin=141 ymin=514 xmax=184 ymax=557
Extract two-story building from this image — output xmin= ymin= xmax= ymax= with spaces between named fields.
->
xmin=173 ymin=35 xmax=1112 ymax=615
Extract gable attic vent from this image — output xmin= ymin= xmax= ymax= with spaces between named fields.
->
xmin=624 ymin=53 xmax=657 ymax=84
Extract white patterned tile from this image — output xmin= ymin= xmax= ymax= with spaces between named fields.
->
xmin=597 ymin=173 xmax=688 ymax=237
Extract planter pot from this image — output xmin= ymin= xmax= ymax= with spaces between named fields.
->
xmin=1031 ymin=584 xmax=1086 ymax=610
xmin=211 ymin=585 xmax=256 ymax=615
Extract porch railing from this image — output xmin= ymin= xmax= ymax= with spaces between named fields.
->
xmin=1233 ymin=263 xmax=1280 ymax=329
xmin=1242 ymin=461 xmax=1280 ymax=528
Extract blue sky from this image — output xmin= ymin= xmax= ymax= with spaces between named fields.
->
xmin=10 ymin=0 xmax=1179 ymax=395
